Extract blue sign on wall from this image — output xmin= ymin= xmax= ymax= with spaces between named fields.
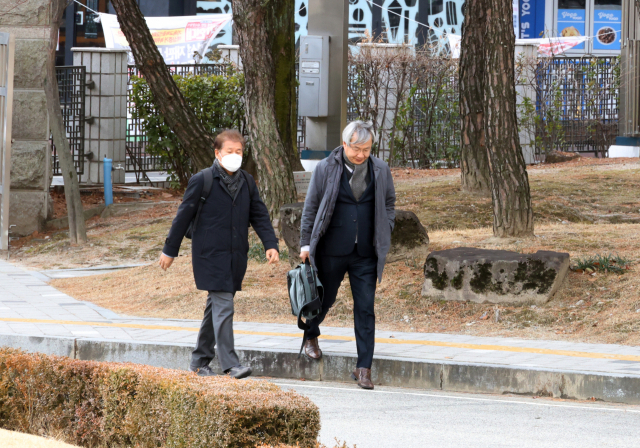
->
xmin=557 ymin=9 xmax=586 ymax=49
xmin=520 ymin=0 xmax=545 ymax=39
xmin=519 ymin=0 xmax=536 ymax=38
xmin=593 ymin=9 xmax=621 ymax=50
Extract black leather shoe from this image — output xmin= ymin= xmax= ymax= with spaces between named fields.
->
xmin=189 ymin=365 xmax=218 ymax=377
xmin=225 ymin=365 xmax=252 ymax=379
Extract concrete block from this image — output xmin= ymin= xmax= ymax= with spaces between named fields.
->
xmin=87 ymin=121 xmax=98 ymax=140
xmin=12 ymin=91 xmax=48 ymax=140
xmin=608 ymin=145 xmax=640 ymax=158
xmin=13 ymin=39 xmax=48 ymax=89
xmin=0 ymin=0 xmax=50 ymax=26
xmin=99 ymin=74 xmax=115 ymax=96
xmin=99 ymin=140 xmax=114 ymax=159
xmin=9 ymin=141 xmax=47 ymax=189
xmin=118 ymin=74 xmax=129 ymax=96
xmin=91 ymin=53 xmax=101 ymax=75
xmin=422 ymin=248 xmax=571 ymax=305
xmin=98 ymin=118 xmax=114 ymax=139
xmin=114 ymin=140 xmax=126 ymax=161
xmin=100 ymin=52 xmax=117 ymax=74
xmin=98 ymin=97 xmax=116 ymax=118
xmin=114 ymin=98 xmax=122 ymax=122
xmin=76 ymin=339 xmax=193 ymax=369
xmin=9 ymin=191 xmax=47 ymax=235
xmin=0 ymin=333 xmax=75 ymax=357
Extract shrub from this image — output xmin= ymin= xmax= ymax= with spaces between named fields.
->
xmin=0 ymin=349 xmax=320 ymax=448
xmin=572 ymin=253 xmax=631 ymax=274
xmin=130 ymin=67 xmax=246 ymax=188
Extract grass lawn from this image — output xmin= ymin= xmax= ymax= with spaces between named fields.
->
xmin=13 ymin=157 xmax=640 ymax=346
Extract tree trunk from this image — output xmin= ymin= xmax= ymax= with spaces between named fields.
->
xmin=459 ymin=0 xmax=491 ymax=196
xmin=232 ymin=0 xmax=298 ymax=221
xmin=271 ymin=0 xmax=304 ymax=172
xmin=44 ymin=0 xmax=87 ymax=244
xmin=483 ymin=1 xmax=534 ymax=237
xmin=110 ymin=0 xmax=215 ymax=171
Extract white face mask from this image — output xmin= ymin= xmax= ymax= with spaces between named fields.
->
xmin=220 ymin=153 xmax=243 ymax=173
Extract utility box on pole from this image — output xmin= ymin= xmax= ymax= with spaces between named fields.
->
xmin=299 ymin=35 xmax=330 ymax=117
xmin=303 ymin=0 xmax=348 ymax=159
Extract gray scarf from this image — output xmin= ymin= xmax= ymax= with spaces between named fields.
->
xmin=343 ymin=153 xmax=369 ymax=201
xmin=214 ymin=158 xmax=241 ymax=198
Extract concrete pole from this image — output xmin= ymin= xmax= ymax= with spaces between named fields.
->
xmin=305 ymin=0 xmax=348 ymax=152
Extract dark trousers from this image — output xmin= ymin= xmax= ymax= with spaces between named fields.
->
xmin=190 ymin=291 xmax=240 ymax=372
xmin=308 ymin=246 xmax=377 ymax=369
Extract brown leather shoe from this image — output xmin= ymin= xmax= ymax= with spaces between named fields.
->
xmin=304 ymin=337 xmax=322 ymax=360
xmin=351 ymin=367 xmax=374 ymax=390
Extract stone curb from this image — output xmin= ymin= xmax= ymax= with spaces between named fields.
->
xmin=2 ymin=333 xmax=640 ymax=405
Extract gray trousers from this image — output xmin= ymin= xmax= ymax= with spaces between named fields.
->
xmin=190 ymin=291 xmax=240 ymax=372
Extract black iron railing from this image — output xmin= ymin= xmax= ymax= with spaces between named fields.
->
xmin=126 ymin=64 xmax=230 ymax=182
xmin=534 ymin=56 xmax=619 ymax=157
xmin=52 ymin=66 xmax=86 ymax=175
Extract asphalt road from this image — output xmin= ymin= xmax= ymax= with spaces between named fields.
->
xmin=273 ymin=379 xmax=640 ymax=448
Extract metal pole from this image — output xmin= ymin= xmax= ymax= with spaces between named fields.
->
xmin=104 ymin=158 xmax=113 ymax=206
xmin=305 ymin=0 xmax=348 ymax=152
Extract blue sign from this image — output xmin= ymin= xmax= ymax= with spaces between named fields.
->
xmin=557 ymin=9 xmax=586 ymax=50
xmin=593 ymin=9 xmax=621 ymax=50
xmin=519 ymin=0 xmax=537 ymax=38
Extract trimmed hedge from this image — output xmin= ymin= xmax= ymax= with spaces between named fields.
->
xmin=0 ymin=349 xmax=320 ymax=448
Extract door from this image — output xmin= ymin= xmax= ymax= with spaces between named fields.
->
xmin=0 ymin=32 xmax=15 ymax=251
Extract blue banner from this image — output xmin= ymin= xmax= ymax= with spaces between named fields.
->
xmin=593 ymin=9 xmax=621 ymax=50
xmin=519 ymin=0 xmax=537 ymax=39
xmin=557 ymin=9 xmax=586 ymax=50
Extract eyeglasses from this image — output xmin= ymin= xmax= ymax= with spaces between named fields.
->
xmin=348 ymin=146 xmax=371 ymax=156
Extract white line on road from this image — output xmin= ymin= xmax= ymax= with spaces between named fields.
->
xmin=275 ymin=382 xmax=640 ymax=414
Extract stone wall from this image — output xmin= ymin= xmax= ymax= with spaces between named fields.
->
xmin=72 ymin=48 xmax=128 ymax=185
xmin=0 ymin=0 xmax=53 ymax=236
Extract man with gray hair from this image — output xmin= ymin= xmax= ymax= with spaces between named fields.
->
xmin=299 ymin=120 xmax=396 ymax=389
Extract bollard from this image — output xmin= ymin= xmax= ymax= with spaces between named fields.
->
xmin=104 ymin=158 xmax=113 ymax=206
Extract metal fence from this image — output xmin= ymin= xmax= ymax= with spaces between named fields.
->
xmin=126 ymin=64 xmax=229 ymax=181
xmin=52 ymin=66 xmax=86 ymax=175
xmin=534 ymin=56 xmax=619 ymax=157
xmin=122 ymin=55 xmax=620 ymax=176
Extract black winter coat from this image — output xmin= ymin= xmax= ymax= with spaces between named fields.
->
xmin=162 ymin=168 xmax=278 ymax=293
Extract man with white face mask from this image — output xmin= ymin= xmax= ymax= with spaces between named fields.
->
xmin=159 ymin=130 xmax=279 ymax=379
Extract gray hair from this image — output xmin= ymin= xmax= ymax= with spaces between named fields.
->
xmin=342 ymin=121 xmax=376 ymax=147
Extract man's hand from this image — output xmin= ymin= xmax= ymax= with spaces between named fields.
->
xmin=266 ymin=249 xmax=280 ymax=265
xmin=300 ymin=250 xmax=310 ymax=263
xmin=159 ymin=253 xmax=174 ymax=271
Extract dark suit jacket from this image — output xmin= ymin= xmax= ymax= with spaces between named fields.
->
xmin=318 ymin=159 xmax=376 ymax=258
xmin=162 ymin=167 xmax=278 ymax=293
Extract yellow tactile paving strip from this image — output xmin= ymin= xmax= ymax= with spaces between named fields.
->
xmin=2 ymin=317 xmax=640 ymax=363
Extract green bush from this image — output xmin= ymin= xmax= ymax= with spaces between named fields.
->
xmin=0 ymin=349 xmax=320 ymax=448
xmin=130 ymin=67 xmax=246 ymax=188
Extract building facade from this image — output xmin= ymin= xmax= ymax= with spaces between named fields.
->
xmin=58 ymin=0 xmax=622 ymax=66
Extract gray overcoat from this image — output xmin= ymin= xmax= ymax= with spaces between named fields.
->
xmin=300 ymin=146 xmax=396 ymax=281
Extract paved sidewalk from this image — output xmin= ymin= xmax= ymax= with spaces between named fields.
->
xmin=1 ymin=259 xmax=640 ymax=403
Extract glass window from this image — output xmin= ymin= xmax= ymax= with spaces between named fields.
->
xmin=593 ymin=0 xmax=622 ymax=50
xmin=557 ymin=0 xmax=586 ymax=49
xmin=555 ymin=0 xmax=621 ymax=53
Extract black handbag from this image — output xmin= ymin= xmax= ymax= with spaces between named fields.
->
xmin=287 ymin=260 xmax=324 ymax=357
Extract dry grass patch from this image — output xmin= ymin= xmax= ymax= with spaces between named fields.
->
xmin=52 ymin=221 xmax=640 ymax=346
xmin=0 ymin=429 xmax=80 ymax=448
